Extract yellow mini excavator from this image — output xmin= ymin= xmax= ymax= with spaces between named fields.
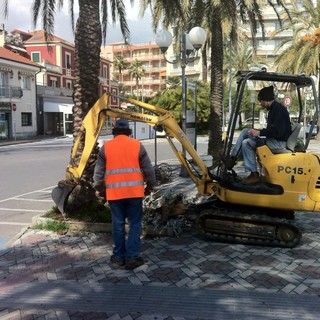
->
xmin=52 ymin=69 xmax=320 ymax=248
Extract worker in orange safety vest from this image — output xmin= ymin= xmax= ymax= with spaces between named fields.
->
xmin=93 ymin=118 xmax=156 ymax=270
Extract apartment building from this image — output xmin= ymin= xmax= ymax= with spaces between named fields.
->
xmin=242 ymin=3 xmax=295 ymax=70
xmin=102 ymin=42 xmax=167 ymax=98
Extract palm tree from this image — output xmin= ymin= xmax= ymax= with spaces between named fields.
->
xmin=166 ymin=76 xmax=181 ymax=89
xmin=140 ymin=0 xmax=291 ymax=161
xmin=2 ymin=0 xmax=132 ymax=210
xmin=128 ymin=59 xmax=145 ymax=99
xmin=113 ymin=54 xmax=127 ymax=82
xmin=274 ymin=0 xmax=320 ymax=138
xmin=274 ymin=0 xmax=320 ymax=77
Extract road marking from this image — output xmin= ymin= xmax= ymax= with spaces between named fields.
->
xmin=0 ymin=208 xmax=44 ymax=213
xmin=0 ymin=222 xmax=29 ymax=226
xmin=11 ymin=198 xmax=53 ymax=202
xmin=0 ymin=186 xmax=56 ymax=203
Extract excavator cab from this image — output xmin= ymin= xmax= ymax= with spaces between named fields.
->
xmin=220 ymin=69 xmax=319 ymax=184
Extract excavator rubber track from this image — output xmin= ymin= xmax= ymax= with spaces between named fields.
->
xmin=196 ymin=204 xmax=301 ymax=248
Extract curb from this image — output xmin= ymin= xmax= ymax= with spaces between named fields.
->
xmin=31 ymin=214 xmax=113 ymax=233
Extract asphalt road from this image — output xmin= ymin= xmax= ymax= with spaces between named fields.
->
xmin=0 ymin=135 xmax=209 ymax=249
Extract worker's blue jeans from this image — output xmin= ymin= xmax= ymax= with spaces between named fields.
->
xmin=109 ymin=197 xmax=143 ymax=260
xmin=230 ymin=128 xmax=286 ymax=173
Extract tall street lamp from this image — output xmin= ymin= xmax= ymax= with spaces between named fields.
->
xmin=155 ymin=26 xmax=207 ymax=177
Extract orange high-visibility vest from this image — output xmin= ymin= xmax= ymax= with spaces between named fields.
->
xmin=104 ymin=135 xmax=144 ymax=200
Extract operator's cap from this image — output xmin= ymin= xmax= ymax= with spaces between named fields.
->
xmin=258 ymin=85 xmax=275 ymax=101
xmin=114 ymin=118 xmax=130 ymax=129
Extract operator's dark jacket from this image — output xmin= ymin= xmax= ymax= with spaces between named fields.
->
xmin=259 ymin=101 xmax=292 ymax=141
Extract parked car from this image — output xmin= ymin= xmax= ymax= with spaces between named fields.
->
xmin=298 ymin=121 xmax=319 ymax=139
xmin=242 ymin=117 xmax=264 ymax=129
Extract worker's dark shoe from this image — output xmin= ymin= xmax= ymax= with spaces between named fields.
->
xmin=125 ymin=257 xmax=145 ymax=270
xmin=223 ymin=156 xmax=237 ymax=170
xmin=111 ymin=255 xmax=125 ymax=266
xmin=242 ymin=172 xmax=260 ymax=185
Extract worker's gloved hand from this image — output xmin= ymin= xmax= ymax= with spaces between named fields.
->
xmin=95 ymin=190 xmax=106 ymax=200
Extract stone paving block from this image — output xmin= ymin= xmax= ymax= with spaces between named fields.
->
xmin=135 ymin=273 xmax=150 ymax=282
xmin=234 ymin=277 xmax=254 ymax=289
xmin=92 ymin=266 xmax=105 ymax=274
xmin=278 ymin=273 xmax=300 ymax=283
xmin=227 ymin=269 xmax=242 ymax=278
xmin=181 ymin=267 xmax=196 ymax=277
xmin=281 ymin=283 xmax=296 ymax=294
xmin=294 ymin=283 xmax=308 ymax=294
xmin=55 ymin=310 xmax=70 ymax=320
xmin=239 ymin=270 xmax=254 ymax=278
xmin=201 ymin=273 xmax=228 ymax=282
xmin=128 ymin=276 xmax=143 ymax=285
xmin=44 ymin=311 xmax=59 ymax=319
xmin=187 ymin=278 xmax=203 ymax=288
xmin=175 ymin=277 xmax=191 ymax=287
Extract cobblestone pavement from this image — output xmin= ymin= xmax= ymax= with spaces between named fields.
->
xmin=1 ymin=208 xmax=320 ymax=319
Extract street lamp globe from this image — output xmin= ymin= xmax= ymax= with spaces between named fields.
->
xmin=189 ymin=26 xmax=207 ymax=50
xmin=185 ymin=34 xmax=195 ymax=55
xmin=155 ymin=30 xmax=173 ymax=53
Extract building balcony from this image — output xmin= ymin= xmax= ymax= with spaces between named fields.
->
xmin=0 ymin=85 xmax=23 ymax=99
xmin=37 ymin=85 xmax=73 ymax=97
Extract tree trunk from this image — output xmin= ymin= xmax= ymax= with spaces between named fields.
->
xmin=208 ymin=10 xmax=224 ymax=160
xmin=201 ymin=42 xmax=208 ymax=83
xmin=70 ymin=0 xmax=102 ymax=209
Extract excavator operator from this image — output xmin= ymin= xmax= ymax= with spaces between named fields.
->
xmin=225 ymin=85 xmax=292 ymax=185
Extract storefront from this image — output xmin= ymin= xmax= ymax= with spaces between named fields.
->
xmin=43 ymin=102 xmax=73 ymax=136
xmin=0 ymin=102 xmax=11 ymax=139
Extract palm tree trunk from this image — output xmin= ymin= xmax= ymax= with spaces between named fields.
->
xmin=70 ymin=0 xmax=102 ymax=209
xmin=208 ymin=10 xmax=224 ymax=160
xmin=201 ymin=43 xmax=208 ymax=83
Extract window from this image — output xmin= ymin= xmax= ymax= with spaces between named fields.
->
xmin=66 ymin=80 xmax=72 ymax=90
xmin=64 ymin=113 xmax=73 ymax=135
xmin=21 ymin=112 xmax=32 ymax=126
xmin=65 ymin=52 xmax=72 ymax=69
xmin=22 ymin=76 xmax=31 ymax=90
xmin=31 ymin=52 xmax=41 ymax=63
xmin=49 ymin=77 xmax=57 ymax=88
xmin=0 ymin=72 xmax=8 ymax=97
xmin=102 ymin=65 xmax=108 ymax=78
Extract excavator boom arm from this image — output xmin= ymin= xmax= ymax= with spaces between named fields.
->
xmin=53 ymin=93 xmax=215 ymax=214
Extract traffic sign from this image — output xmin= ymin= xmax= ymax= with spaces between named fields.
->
xmin=284 ymin=96 xmax=292 ymax=107
xmin=12 ymin=103 xmax=17 ymax=111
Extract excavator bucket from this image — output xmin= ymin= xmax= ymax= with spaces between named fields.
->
xmin=51 ymin=180 xmax=76 ymax=215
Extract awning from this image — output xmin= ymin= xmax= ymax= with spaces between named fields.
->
xmin=44 ymin=102 xmax=73 ymax=114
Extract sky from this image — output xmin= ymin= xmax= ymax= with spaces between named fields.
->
xmin=1 ymin=0 xmax=156 ymax=44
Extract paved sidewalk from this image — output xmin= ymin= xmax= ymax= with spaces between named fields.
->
xmin=1 ymin=137 xmax=320 ymax=319
xmin=1 ymin=210 xmax=320 ymax=319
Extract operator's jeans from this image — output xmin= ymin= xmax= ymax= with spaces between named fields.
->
xmin=230 ymin=128 xmax=286 ymax=173
xmin=109 ymin=197 xmax=143 ymax=260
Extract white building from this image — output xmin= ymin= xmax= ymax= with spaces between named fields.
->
xmin=0 ymin=28 xmax=40 ymax=139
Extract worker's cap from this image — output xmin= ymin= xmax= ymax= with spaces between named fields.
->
xmin=114 ymin=118 xmax=130 ymax=129
xmin=258 ymin=85 xmax=275 ymax=101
